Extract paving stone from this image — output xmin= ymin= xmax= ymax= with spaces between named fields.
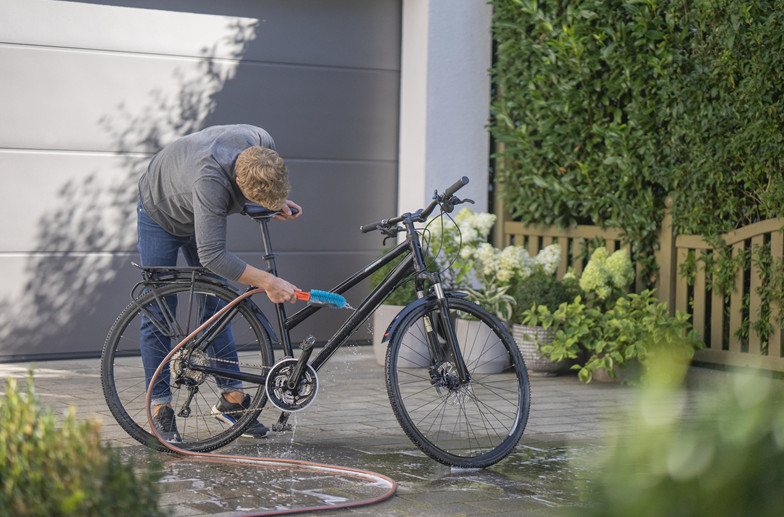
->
xmin=3 ymin=346 xmax=742 ymax=516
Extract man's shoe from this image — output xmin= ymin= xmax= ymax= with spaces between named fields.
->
xmin=152 ymin=405 xmax=182 ymax=443
xmin=212 ymin=393 xmax=270 ymax=438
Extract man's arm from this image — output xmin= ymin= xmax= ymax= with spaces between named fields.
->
xmin=237 ymin=264 xmax=299 ymax=304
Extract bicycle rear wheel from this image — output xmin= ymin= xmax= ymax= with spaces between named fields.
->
xmin=385 ymin=296 xmax=530 ymax=468
xmin=101 ymin=280 xmax=275 ymax=452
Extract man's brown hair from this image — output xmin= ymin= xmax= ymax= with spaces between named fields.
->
xmin=235 ymin=146 xmax=290 ymax=210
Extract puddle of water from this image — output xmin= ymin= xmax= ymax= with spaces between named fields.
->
xmin=121 ymin=438 xmax=596 ymax=515
xmin=359 ymin=440 xmax=596 ymax=507
xmin=122 ymin=446 xmax=394 ymax=515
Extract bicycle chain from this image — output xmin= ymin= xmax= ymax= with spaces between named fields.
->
xmin=170 ymin=355 xmax=273 ymax=420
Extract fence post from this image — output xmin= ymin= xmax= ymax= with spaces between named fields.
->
xmin=492 ymin=142 xmax=510 ymax=249
xmin=656 ymin=197 xmax=677 ymax=315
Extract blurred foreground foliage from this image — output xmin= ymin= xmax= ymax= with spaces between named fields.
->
xmin=573 ymin=354 xmax=784 ymax=516
xmin=0 ymin=375 xmax=167 ymax=516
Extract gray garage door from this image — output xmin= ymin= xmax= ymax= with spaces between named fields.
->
xmin=0 ymin=0 xmax=401 ymax=360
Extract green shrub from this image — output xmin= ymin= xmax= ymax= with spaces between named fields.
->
xmin=510 ymin=271 xmax=581 ymax=324
xmin=0 ymin=376 xmax=167 ymax=516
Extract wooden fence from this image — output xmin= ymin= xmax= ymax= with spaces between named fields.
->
xmin=501 ymin=210 xmax=784 ymax=372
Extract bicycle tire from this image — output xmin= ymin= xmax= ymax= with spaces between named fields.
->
xmin=385 ymin=296 xmax=530 ymax=468
xmin=101 ymin=280 xmax=275 ymax=452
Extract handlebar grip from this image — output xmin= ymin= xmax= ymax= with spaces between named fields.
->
xmin=360 ymin=221 xmax=383 ymax=233
xmin=444 ymin=176 xmax=469 ymax=197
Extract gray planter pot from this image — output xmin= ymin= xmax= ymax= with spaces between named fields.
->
xmin=373 ymin=304 xmax=433 ymax=368
xmin=455 ymin=318 xmax=509 ymax=374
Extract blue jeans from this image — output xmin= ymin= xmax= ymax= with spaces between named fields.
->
xmin=137 ymin=201 xmax=242 ymax=406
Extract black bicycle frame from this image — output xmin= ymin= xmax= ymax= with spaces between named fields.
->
xmin=283 ymin=231 xmax=419 ymax=371
xmin=162 ymin=212 xmax=467 ymax=389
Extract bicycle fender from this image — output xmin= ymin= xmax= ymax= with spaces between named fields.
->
xmin=381 ymin=291 xmax=468 ymax=344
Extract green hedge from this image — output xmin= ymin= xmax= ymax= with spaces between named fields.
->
xmin=490 ymin=0 xmax=784 ymax=284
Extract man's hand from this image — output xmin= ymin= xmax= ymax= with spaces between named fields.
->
xmin=263 ymin=275 xmax=299 ymax=304
xmin=273 ymin=199 xmax=303 ymax=221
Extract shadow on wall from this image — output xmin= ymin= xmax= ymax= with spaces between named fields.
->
xmin=0 ymin=19 xmax=258 ymax=360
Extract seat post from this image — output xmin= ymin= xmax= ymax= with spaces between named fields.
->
xmin=258 ymin=218 xmax=279 ymax=276
xmin=258 ymin=218 xmax=294 ymax=356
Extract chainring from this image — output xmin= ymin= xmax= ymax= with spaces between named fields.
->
xmin=265 ymin=358 xmax=319 ymax=412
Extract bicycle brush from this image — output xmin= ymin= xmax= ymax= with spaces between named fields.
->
xmin=295 ymin=289 xmax=347 ymax=309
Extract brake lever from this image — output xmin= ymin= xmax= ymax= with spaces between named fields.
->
xmin=441 ymin=196 xmax=475 ymax=213
xmin=381 ymin=226 xmax=402 ymax=245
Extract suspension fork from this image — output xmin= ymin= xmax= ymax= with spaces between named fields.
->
xmin=425 ymin=284 xmax=470 ymax=384
xmin=403 ymin=218 xmax=470 ymax=384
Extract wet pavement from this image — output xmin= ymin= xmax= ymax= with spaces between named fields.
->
xmin=0 ymin=346 xmax=732 ymax=516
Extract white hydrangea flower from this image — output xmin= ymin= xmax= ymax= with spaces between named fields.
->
xmin=460 ymin=226 xmax=478 ymax=244
xmin=454 ymin=207 xmax=473 ymax=225
xmin=535 ymin=244 xmax=561 ymax=275
xmin=579 ymin=258 xmax=608 ymax=294
xmin=474 ymin=243 xmax=498 ymax=276
xmin=474 ymin=212 xmax=497 ymax=238
xmin=595 ymin=285 xmax=612 ymax=300
xmin=497 ymin=246 xmax=522 ymax=283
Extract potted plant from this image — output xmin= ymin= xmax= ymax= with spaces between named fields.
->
xmin=457 ymin=226 xmax=562 ymax=373
xmin=523 ymin=290 xmax=702 ymax=383
xmin=522 ymin=248 xmax=704 ymax=382
xmin=369 ymin=208 xmax=497 ymax=367
xmin=511 ymin=271 xmax=582 ymax=376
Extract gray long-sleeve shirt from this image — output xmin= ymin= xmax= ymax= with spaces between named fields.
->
xmin=138 ymin=124 xmax=276 ymax=280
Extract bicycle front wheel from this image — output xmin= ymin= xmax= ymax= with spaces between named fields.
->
xmin=101 ymin=280 xmax=275 ymax=452
xmin=385 ymin=296 xmax=530 ymax=468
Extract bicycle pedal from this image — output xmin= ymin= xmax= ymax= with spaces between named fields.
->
xmin=271 ymin=422 xmax=292 ymax=432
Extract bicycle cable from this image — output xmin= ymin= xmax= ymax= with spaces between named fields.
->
xmin=422 ymin=207 xmax=465 ymax=284
xmin=146 ymin=287 xmax=397 ymax=516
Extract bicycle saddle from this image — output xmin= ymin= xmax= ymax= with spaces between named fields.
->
xmin=242 ymin=203 xmax=299 ymax=221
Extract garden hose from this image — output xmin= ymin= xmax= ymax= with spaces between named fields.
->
xmin=146 ymin=287 xmax=396 ymax=516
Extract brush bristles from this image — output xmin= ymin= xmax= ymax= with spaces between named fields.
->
xmin=308 ymin=290 xmax=347 ymax=309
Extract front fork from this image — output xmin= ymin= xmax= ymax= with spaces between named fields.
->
xmin=422 ymin=283 xmax=471 ymax=385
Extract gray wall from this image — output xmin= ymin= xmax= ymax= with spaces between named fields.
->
xmin=0 ymin=0 xmax=401 ymax=360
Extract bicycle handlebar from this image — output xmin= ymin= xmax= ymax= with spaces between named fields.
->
xmin=444 ymin=176 xmax=469 ymax=198
xmin=360 ymin=176 xmax=470 ymax=233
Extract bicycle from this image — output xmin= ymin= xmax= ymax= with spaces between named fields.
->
xmin=101 ymin=177 xmax=531 ymax=468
